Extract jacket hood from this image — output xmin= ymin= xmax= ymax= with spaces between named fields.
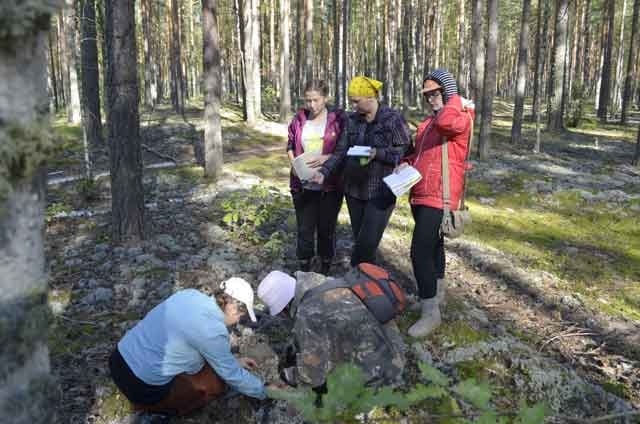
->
xmin=424 ymin=69 xmax=458 ymax=104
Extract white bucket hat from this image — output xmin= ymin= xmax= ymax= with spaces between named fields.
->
xmin=221 ymin=277 xmax=257 ymax=322
xmin=257 ymin=270 xmax=296 ymax=316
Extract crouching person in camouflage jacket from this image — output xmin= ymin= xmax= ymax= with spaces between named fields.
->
xmin=257 ymin=270 xmax=406 ymax=389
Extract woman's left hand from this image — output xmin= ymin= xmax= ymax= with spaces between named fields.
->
xmin=306 ymin=154 xmax=330 ymax=169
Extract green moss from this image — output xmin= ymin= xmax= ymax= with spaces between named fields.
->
xmin=601 ymin=381 xmax=629 ymax=398
xmin=45 ymin=202 xmax=72 ymax=221
xmin=99 ymin=387 xmax=130 ymax=421
xmin=432 ymin=321 xmax=489 ymax=347
xmin=0 ymin=1 xmax=59 ymax=41
xmin=141 ymin=267 xmax=171 ymax=280
xmin=174 ymin=165 xmax=204 ymax=183
xmin=48 ymin=320 xmax=95 ymax=357
xmin=0 ymin=290 xmax=51 ymax=380
xmin=230 ymin=151 xmax=290 ymax=181
xmin=0 ymin=119 xmax=55 ymax=205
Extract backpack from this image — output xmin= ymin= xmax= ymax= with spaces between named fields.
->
xmin=300 ymin=263 xmax=407 ymax=324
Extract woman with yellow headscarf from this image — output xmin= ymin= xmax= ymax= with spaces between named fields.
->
xmin=312 ymin=76 xmax=411 ymax=267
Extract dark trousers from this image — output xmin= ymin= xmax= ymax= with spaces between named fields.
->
xmin=410 ymin=205 xmax=445 ymax=299
xmin=292 ymin=189 xmax=343 ymax=261
xmin=346 ymin=194 xmax=395 ymax=266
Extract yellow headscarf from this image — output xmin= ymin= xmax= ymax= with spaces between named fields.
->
xmin=347 ymin=76 xmax=383 ymax=98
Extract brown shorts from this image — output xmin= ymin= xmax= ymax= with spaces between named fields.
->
xmin=132 ymin=364 xmax=226 ymax=416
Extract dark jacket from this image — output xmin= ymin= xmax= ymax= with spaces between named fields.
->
xmin=320 ymin=105 xmax=411 ymax=201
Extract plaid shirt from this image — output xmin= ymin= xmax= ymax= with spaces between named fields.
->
xmin=320 ymin=105 xmax=411 ymax=200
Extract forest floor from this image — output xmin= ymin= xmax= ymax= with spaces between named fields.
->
xmin=46 ymin=102 xmax=640 ymax=423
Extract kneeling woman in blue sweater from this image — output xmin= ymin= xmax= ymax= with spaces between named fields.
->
xmin=109 ymin=279 xmax=274 ymax=421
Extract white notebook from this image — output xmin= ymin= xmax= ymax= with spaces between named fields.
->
xmin=292 ymin=152 xmax=319 ymax=181
xmin=383 ymin=165 xmax=422 ymax=197
xmin=347 ymin=145 xmax=372 ymax=156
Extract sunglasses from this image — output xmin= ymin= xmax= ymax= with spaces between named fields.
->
xmin=423 ymin=91 xmax=442 ymax=100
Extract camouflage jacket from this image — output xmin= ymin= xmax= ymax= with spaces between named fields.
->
xmin=289 ymin=272 xmax=406 ymax=388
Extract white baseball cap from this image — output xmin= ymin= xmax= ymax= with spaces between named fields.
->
xmin=221 ymin=277 xmax=257 ymax=322
xmin=257 ymin=270 xmax=296 ymax=316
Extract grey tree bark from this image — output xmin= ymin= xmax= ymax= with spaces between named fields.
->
xmin=239 ymin=0 xmax=261 ymax=125
xmin=470 ymin=0 xmax=485 ymax=122
xmin=478 ymin=0 xmax=498 ymax=159
xmin=304 ymin=0 xmax=313 ymax=82
xmin=531 ymin=0 xmax=550 ymax=123
xmin=511 ymin=0 xmax=531 ymax=144
xmin=64 ymin=0 xmax=82 ymax=124
xmin=202 ymin=0 xmax=223 ymax=179
xmin=333 ymin=0 xmax=345 ymax=108
xmin=105 ymin=0 xmax=145 ymax=243
xmin=0 ymin=4 xmax=61 ymax=423
xmin=457 ymin=0 xmax=468 ymax=96
xmin=141 ymin=0 xmax=157 ymax=108
xmin=634 ymin=124 xmax=640 ymax=166
xmin=170 ymin=0 xmax=185 ymax=115
xmin=597 ymin=0 xmax=615 ymax=122
xmin=548 ymin=0 xmax=569 ymax=130
xmin=80 ymin=0 xmax=103 ymax=148
xmin=621 ymin=0 xmax=639 ymax=123
xmin=613 ymin=0 xmax=627 ymax=113
xmin=279 ymin=0 xmax=292 ymax=122
xmin=49 ymin=30 xmax=60 ymax=112
xmin=402 ymin=0 xmax=411 ymax=112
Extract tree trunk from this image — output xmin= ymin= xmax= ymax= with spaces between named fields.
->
xmin=532 ymin=0 xmax=549 ymax=122
xmin=270 ymin=0 xmax=277 ymax=86
xmin=334 ymin=0 xmax=344 ymax=108
xmin=581 ymin=0 xmax=592 ymax=90
xmin=105 ymin=0 xmax=145 ymax=243
xmin=401 ymin=0 xmax=411 ymax=112
xmin=295 ymin=0 xmax=303 ymax=102
xmin=613 ymin=0 xmax=628 ymax=114
xmin=457 ymin=0 xmax=468 ymax=96
xmin=342 ymin=0 xmax=350 ymax=101
xmin=141 ymin=0 xmax=155 ymax=107
xmin=239 ymin=0 xmax=261 ymax=125
xmin=511 ymin=0 xmax=531 ymax=144
xmin=49 ymin=30 xmax=60 ymax=112
xmin=65 ymin=1 xmax=82 ymax=124
xmin=633 ymin=124 xmax=640 ymax=165
xmin=0 ymin=3 xmax=60 ymax=422
xmin=202 ymin=0 xmax=223 ymax=179
xmin=622 ymin=0 xmax=640 ymax=123
xmin=304 ymin=0 xmax=313 ymax=82
xmin=598 ymin=0 xmax=615 ymax=122
xmin=80 ymin=0 xmax=103 ymax=147
xmin=478 ymin=0 xmax=498 ymax=159
xmin=383 ymin=0 xmax=394 ymax=106
xmin=170 ymin=0 xmax=185 ymax=115
xmin=548 ymin=0 xmax=569 ymax=130
xmin=279 ymin=0 xmax=292 ymax=121
xmin=470 ymin=0 xmax=485 ymax=121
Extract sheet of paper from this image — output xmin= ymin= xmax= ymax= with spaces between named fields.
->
xmin=292 ymin=152 xmax=320 ymax=181
xmin=347 ymin=145 xmax=372 ymax=157
xmin=383 ymin=165 xmax=422 ymax=197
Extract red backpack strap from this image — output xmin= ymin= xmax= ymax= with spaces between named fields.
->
xmin=299 ymin=278 xmax=352 ymax=305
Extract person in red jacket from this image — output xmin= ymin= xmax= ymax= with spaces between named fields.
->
xmin=399 ymin=69 xmax=475 ymax=338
